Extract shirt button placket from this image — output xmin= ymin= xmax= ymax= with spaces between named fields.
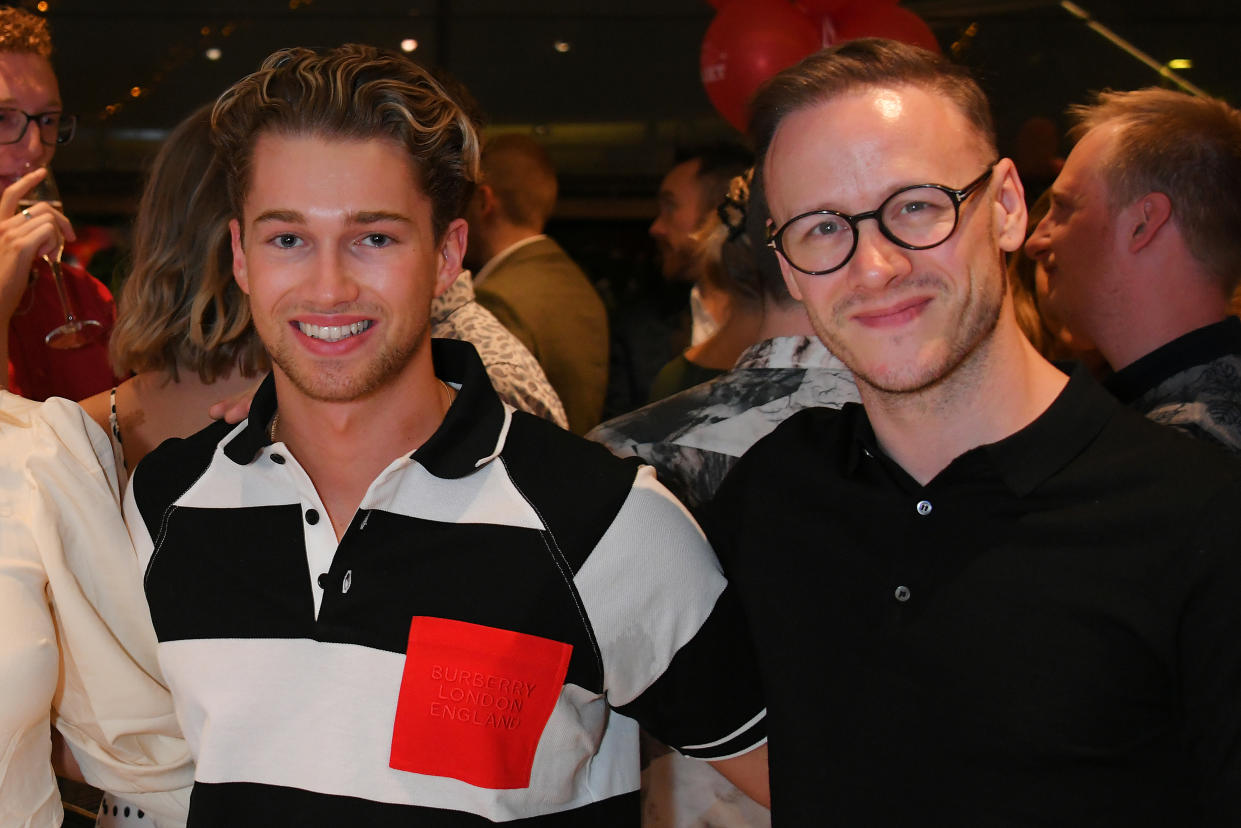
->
xmin=895 ymin=499 xmax=933 ymax=606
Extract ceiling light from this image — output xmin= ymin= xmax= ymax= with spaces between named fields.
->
xmin=1166 ymin=58 xmax=1192 ymax=70
xmin=205 ymin=48 xmax=222 ymax=61
xmin=553 ymin=40 xmax=571 ymax=53
xmin=401 ymin=38 xmax=419 ymax=53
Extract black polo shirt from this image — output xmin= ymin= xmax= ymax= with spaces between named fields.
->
xmin=703 ymin=366 xmax=1241 ymax=827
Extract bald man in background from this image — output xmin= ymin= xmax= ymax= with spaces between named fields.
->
xmin=466 ymin=133 xmax=608 ymax=433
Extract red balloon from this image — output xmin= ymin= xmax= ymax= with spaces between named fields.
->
xmin=701 ymin=0 xmax=822 ymax=131
xmin=830 ymin=4 xmax=940 ymax=53
xmin=794 ymin=0 xmax=896 ymax=18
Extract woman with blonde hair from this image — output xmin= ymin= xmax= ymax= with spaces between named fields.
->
xmin=80 ymin=104 xmax=264 ymax=475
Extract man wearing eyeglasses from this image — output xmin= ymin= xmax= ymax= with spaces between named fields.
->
xmin=701 ymin=38 xmax=1241 ymax=826
xmin=0 ymin=7 xmax=117 ymax=402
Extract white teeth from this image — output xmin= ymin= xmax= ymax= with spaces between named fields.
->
xmin=298 ymin=320 xmax=372 ymax=342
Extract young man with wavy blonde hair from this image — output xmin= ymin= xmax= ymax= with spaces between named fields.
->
xmin=126 ymin=44 xmax=768 ymax=825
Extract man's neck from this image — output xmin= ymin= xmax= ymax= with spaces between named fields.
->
xmin=1094 ymin=247 xmax=1231 ymax=371
xmin=1101 ymin=307 xmax=1229 ymax=372
xmin=473 ymin=224 xmax=545 ymax=279
xmin=271 ymin=355 xmax=450 ymax=539
xmin=861 ymin=318 xmax=1069 ymax=486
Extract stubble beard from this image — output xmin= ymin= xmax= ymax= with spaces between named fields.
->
xmin=264 ymin=315 xmax=430 ymax=404
xmin=809 ymin=264 xmax=1007 ymax=399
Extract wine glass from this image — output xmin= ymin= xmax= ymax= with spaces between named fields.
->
xmin=20 ymin=169 xmax=105 ymax=349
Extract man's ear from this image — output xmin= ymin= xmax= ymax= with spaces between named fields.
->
xmin=475 ymin=183 xmax=497 ymax=219
xmin=229 ymin=218 xmax=249 ymax=295
xmin=434 ymin=217 xmax=468 ymax=298
xmin=992 ymin=158 xmax=1028 ymax=254
xmin=1125 ymin=192 xmax=1172 ymax=254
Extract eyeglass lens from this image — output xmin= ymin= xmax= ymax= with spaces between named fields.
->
xmin=0 ymin=108 xmax=74 ymax=146
xmin=781 ymin=185 xmax=959 ymax=275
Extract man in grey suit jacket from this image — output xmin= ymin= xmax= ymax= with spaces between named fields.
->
xmin=465 ymin=134 xmax=608 ymax=433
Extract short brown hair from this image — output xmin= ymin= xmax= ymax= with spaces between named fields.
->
xmin=1068 ymin=87 xmax=1241 ymax=289
xmin=211 ymin=43 xmax=480 ymax=240
xmin=110 ymin=105 xmax=266 ymax=383
xmin=481 ymin=133 xmax=557 ymax=229
xmin=0 ymin=6 xmax=52 ymax=58
xmin=750 ymin=38 xmax=996 ymax=176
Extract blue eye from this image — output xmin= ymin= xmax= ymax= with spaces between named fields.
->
xmin=273 ymin=233 xmax=302 ymax=248
xmin=361 ymin=233 xmax=393 ymax=248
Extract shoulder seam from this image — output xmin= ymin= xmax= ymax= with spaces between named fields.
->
xmin=498 ymin=454 xmax=606 ymax=687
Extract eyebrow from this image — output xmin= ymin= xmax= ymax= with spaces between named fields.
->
xmin=350 ymin=210 xmax=413 ymax=225
xmin=252 ymin=209 xmax=302 ymax=225
xmin=252 ymin=209 xmax=413 ymax=226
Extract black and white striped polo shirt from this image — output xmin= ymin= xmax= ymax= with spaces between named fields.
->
xmin=126 ymin=339 xmax=765 ymax=825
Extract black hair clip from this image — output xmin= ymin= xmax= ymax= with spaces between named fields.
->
xmin=716 ymin=170 xmax=752 ymax=241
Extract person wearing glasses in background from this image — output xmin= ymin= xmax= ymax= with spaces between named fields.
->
xmin=0 ymin=6 xmax=118 ymax=402
xmin=701 ymin=39 xmax=1241 ymax=825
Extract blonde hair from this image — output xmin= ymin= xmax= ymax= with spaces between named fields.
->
xmin=110 ymin=105 xmax=266 ymax=382
xmin=212 ymin=43 xmax=480 ymax=240
xmin=1069 ymin=87 xmax=1241 ymax=291
xmin=0 ymin=7 xmax=52 ymax=58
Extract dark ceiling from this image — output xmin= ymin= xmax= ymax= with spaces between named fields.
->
xmin=28 ymin=0 xmax=1241 ymax=218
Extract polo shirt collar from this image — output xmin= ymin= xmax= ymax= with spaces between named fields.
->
xmin=223 ymin=338 xmax=509 ymax=478
xmin=842 ymin=362 xmax=1116 ymax=496
xmin=1103 ymin=316 xmax=1241 ymax=404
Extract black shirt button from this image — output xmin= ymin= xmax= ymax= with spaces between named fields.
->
xmin=895 ymin=585 xmax=912 ymax=602
xmin=317 ymin=573 xmax=329 ymax=589
xmin=270 ymin=453 xmax=286 ymax=464
xmin=306 ymin=508 xmax=320 ymax=525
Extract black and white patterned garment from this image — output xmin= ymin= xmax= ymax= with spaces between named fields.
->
xmin=431 ymin=271 xmax=568 ymax=429
xmin=125 ymin=339 xmax=764 ymax=826
xmin=589 ymin=336 xmax=860 ymax=510
xmin=589 ymin=335 xmax=857 ymax=828
xmin=1104 ymin=316 xmax=1241 ymax=454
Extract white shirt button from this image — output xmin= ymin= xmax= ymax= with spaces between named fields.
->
xmin=916 ymin=500 xmax=932 ymax=516
xmin=894 ymin=585 xmax=911 ymax=602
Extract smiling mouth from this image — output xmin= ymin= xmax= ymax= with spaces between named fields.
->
xmin=853 ymin=297 xmax=932 ymax=326
xmin=297 ymin=320 xmax=373 ymax=342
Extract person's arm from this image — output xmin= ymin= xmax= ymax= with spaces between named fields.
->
xmin=0 ymin=168 xmax=76 ymax=390
xmin=576 ymin=468 xmax=770 ymax=805
xmin=709 ymin=743 xmax=770 ymax=808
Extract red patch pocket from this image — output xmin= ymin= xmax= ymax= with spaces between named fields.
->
xmin=390 ymin=616 xmax=573 ymax=789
